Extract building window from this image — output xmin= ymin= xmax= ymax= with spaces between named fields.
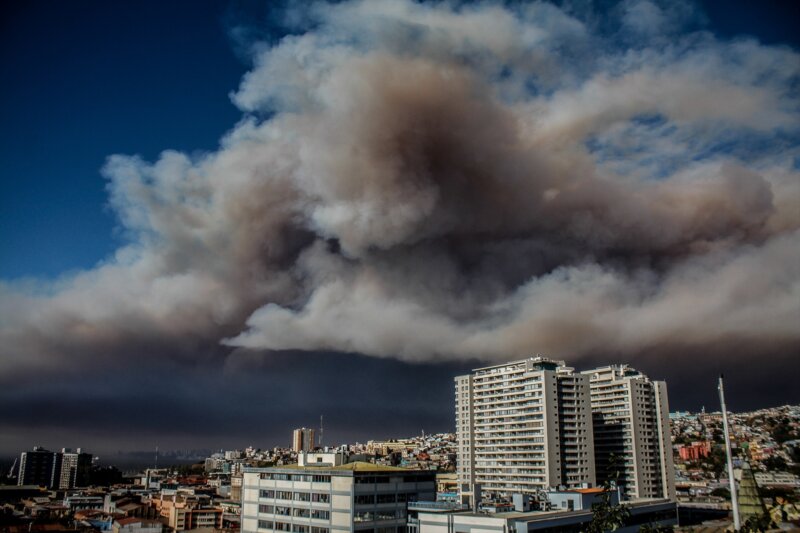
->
xmin=311 ymin=528 xmax=329 ymax=533
xmin=258 ymin=520 xmax=274 ymax=529
xmin=293 ymin=508 xmax=310 ymax=518
xmin=259 ymin=505 xmax=274 ymax=514
xmin=355 ymin=495 xmax=375 ymax=505
xmin=293 ymin=526 xmax=308 ymax=533
xmin=260 ymin=490 xmax=276 ymax=498
xmin=376 ymin=494 xmax=395 ymax=504
xmin=311 ymin=493 xmax=330 ymax=503
xmin=294 ymin=492 xmax=311 ymax=502
xmin=375 ymin=511 xmax=396 ymax=521
xmin=312 ymin=475 xmax=331 ymax=483
xmin=311 ymin=510 xmax=330 ymax=520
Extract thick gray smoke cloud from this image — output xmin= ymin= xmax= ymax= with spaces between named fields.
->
xmin=2 ymin=0 xmax=799 ymax=377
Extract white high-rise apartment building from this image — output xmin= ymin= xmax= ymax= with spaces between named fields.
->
xmin=581 ymin=365 xmax=675 ymax=501
xmin=455 ymin=357 xmax=595 ymax=497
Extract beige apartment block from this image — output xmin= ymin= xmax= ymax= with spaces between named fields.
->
xmin=293 ymin=428 xmax=317 ymax=453
xmin=581 ymin=365 xmax=676 ymax=500
xmin=455 ymin=357 xmax=596 ymax=497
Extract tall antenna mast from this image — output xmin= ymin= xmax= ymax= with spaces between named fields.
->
xmin=718 ymin=375 xmax=741 ymax=530
xmin=155 ymin=445 xmax=159 ymax=469
xmin=319 ymin=415 xmax=324 ymax=447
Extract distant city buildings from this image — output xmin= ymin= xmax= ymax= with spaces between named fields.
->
xmin=4 ymin=372 xmax=799 ymax=533
xmin=678 ymin=441 xmax=712 ymax=461
xmin=17 ymin=446 xmax=92 ymax=489
xmin=293 ymin=428 xmax=316 ymax=453
xmin=151 ymin=492 xmax=223 ymax=531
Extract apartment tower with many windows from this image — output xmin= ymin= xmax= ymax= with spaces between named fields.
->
xmin=581 ymin=365 xmax=675 ymax=500
xmin=455 ymin=357 xmax=595 ymax=497
xmin=293 ymin=429 xmax=316 ymax=453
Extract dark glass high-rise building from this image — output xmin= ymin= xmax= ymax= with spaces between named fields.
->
xmin=18 ymin=447 xmax=60 ymax=488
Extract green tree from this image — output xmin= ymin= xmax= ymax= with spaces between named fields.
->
xmin=584 ymin=454 xmax=631 ymax=533
xmin=640 ymin=524 xmax=674 ymax=533
xmin=762 ymin=455 xmax=787 ymax=471
xmin=739 ymin=511 xmax=774 ymax=532
xmin=711 ymin=487 xmax=731 ymax=499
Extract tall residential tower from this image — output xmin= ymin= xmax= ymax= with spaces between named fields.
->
xmin=455 ymin=357 xmax=596 ymax=497
xmin=581 ymin=365 xmax=675 ymax=500
xmin=292 ymin=428 xmax=316 ymax=453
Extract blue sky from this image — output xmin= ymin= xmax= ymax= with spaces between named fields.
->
xmin=2 ymin=0 xmax=798 ymax=279
xmin=0 ymin=1 xmax=247 ymax=278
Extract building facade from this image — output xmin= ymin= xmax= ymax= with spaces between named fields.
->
xmin=581 ymin=365 xmax=675 ymax=500
xmin=18 ymin=447 xmax=61 ymax=488
xmin=112 ymin=518 xmax=163 ymax=533
xmin=59 ymin=449 xmax=93 ymax=489
xmin=151 ymin=492 xmax=223 ymax=532
xmin=455 ymin=357 xmax=596 ymax=497
xmin=408 ymin=498 xmax=677 ymax=533
xmin=241 ymin=463 xmax=436 ymax=533
xmin=293 ymin=428 xmax=317 ymax=453
xmin=17 ymin=447 xmax=92 ymax=489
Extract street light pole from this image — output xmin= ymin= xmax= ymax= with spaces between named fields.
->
xmin=719 ymin=375 xmax=741 ymax=530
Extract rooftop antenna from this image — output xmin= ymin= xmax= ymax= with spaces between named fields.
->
xmin=718 ymin=375 xmax=740 ymax=530
xmin=155 ymin=445 xmax=159 ymax=470
xmin=319 ymin=415 xmax=323 ymax=448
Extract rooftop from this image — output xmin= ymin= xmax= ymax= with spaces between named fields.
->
xmin=470 ymin=356 xmax=565 ymax=373
xmin=270 ymin=461 xmax=413 ymax=473
xmin=570 ymin=488 xmax=607 ymax=494
xmin=114 ymin=518 xmax=160 ymax=526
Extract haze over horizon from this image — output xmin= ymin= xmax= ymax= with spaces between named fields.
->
xmin=1 ymin=0 xmax=799 ymax=455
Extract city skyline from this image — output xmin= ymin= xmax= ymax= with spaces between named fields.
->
xmin=1 ymin=354 xmax=795 ymax=457
xmin=2 ymin=0 xmax=799 ymax=454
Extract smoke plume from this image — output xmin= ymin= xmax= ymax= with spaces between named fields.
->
xmin=2 ymin=0 xmax=799 ymax=379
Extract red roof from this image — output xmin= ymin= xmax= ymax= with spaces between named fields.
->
xmin=571 ymin=487 xmax=608 ymax=494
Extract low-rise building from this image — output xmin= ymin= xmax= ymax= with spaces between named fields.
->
xmin=151 ymin=491 xmax=223 ymax=532
xmin=112 ymin=517 xmax=163 ymax=533
xmin=241 ymin=462 xmax=436 ymax=533
xmin=678 ymin=442 xmax=711 ymax=461
xmin=408 ymin=498 xmax=676 ymax=533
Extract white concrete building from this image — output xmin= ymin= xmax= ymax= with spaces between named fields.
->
xmin=581 ymin=365 xmax=675 ymax=501
xmin=112 ymin=518 xmax=163 ymax=533
xmin=407 ymin=498 xmax=677 ymax=533
xmin=455 ymin=357 xmax=596 ymax=497
xmin=242 ymin=463 xmax=436 ymax=533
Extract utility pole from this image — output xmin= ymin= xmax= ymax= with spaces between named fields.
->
xmin=718 ymin=375 xmax=741 ymax=530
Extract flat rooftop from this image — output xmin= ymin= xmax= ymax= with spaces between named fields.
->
xmin=245 ymin=461 xmax=430 ymax=474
